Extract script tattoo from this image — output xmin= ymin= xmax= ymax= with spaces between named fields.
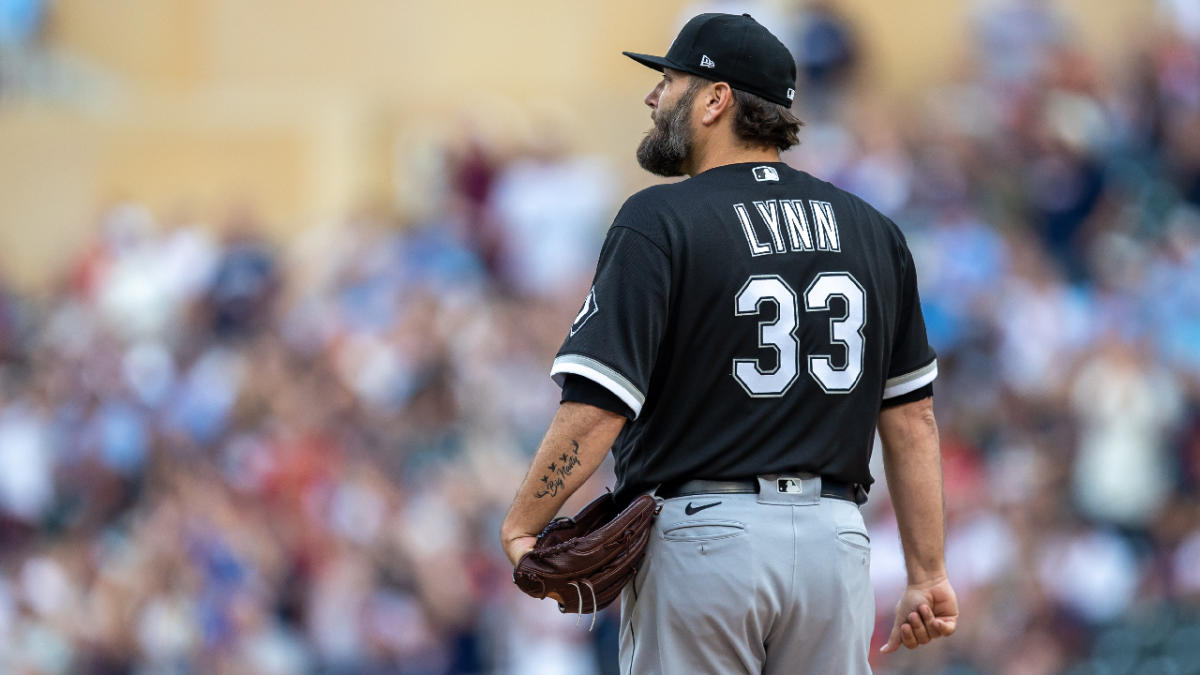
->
xmin=534 ymin=441 xmax=582 ymax=499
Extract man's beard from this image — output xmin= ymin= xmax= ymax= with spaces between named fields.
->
xmin=636 ymin=86 xmax=698 ymax=177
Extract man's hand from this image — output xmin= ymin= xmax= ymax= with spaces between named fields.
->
xmin=878 ymin=396 xmax=957 ymax=653
xmin=503 ymin=534 xmax=538 ymax=567
xmin=880 ymin=576 xmax=958 ymax=653
xmin=500 ymin=401 xmax=626 ymax=572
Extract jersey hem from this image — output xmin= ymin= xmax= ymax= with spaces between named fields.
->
xmin=882 ymin=359 xmax=938 ymax=399
xmin=551 ymin=354 xmax=646 ymax=419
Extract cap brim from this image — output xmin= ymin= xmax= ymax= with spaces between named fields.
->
xmin=622 ymin=51 xmax=678 ymax=73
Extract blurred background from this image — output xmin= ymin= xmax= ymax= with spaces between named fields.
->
xmin=0 ymin=0 xmax=1198 ymax=673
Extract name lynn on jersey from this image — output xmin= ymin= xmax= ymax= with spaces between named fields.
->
xmin=733 ymin=199 xmax=841 ymax=257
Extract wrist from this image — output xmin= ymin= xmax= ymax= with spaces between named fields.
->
xmin=502 ymin=533 xmax=539 ymax=567
xmin=906 ymin=567 xmax=947 ymax=587
xmin=500 ymin=520 xmax=540 ymax=545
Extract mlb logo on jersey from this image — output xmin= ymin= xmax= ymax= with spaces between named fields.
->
xmin=753 ymin=166 xmax=779 ymax=182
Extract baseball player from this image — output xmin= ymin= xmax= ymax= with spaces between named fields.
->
xmin=501 ymin=13 xmax=958 ymax=673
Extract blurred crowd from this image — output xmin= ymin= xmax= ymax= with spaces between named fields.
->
xmin=791 ymin=0 xmax=1200 ymax=672
xmin=0 ymin=0 xmax=1199 ymax=673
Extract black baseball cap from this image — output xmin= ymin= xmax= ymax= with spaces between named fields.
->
xmin=623 ymin=13 xmax=798 ymax=108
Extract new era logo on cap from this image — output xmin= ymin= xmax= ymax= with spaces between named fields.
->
xmin=786 ymin=88 xmax=795 ymax=101
xmin=700 ymin=54 xmax=715 ymax=68
xmin=753 ymin=166 xmax=779 ymax=182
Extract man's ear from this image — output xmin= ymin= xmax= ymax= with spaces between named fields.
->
xmin=700 ymin=82 xmax=735 ymax=126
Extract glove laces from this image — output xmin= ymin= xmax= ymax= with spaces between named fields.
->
xmin=566 ymin=580 xmax=599 ymax=631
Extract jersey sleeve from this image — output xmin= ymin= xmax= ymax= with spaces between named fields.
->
xmin=560 ymin=374 xmax=635 ymax=419
xmin=550 ymin=210 xmax=670 ymax=420
xmin=883 ymin=241 xmax=937 ymax=401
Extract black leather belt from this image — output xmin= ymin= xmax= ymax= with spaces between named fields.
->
xmin=657 ymin=477 xmax=867 ymax=505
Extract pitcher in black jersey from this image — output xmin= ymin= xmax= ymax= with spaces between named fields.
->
xmin=502 ymin=13 xmax=958 ymax=672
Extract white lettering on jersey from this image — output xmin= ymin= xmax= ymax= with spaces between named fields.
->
xmin=753 ymin=200 xmax=787 ymax=253
xmin=732 ymin=272 xmax=867 ymax=397
xmin=733 ymin=275 xmax=800 ymax=396
xmin=780 ymin=199 xmax=814 ymax=251
xmin=810 ymin=200 xmax=841 ymax=252
xmin=733 ymin=203 xmax=771 ymax=256
xmin=736 ymin=199 xmax=838 ymax=256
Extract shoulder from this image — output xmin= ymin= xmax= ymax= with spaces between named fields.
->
xmin=608 ymin=184 xmax=689 ymax=250
xmin=795 ymin=169 xmax=910 ymax=244
xmin=617 ymin=183 xmax=691 ymax=217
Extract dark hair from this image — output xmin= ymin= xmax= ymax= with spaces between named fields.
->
xmin=731 ymin=89 xmax=803 ymax=151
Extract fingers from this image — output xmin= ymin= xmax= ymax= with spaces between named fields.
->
xmin=919 ymin=604 xmax=941 ymax=638
xmin=900 ymin=621 xmax=918 ymax=649
xmin=880 ymin=624 xmax=903 ymax=654
xmin=882 ymin=604 xmax=952 ymax=654
xmin=934 ymin=616 xmax=957 ymax=637
xmin=880 ymin=580 xmax=961 ymax=656
xmin=908 ymin=610 xmax=933 ymax=644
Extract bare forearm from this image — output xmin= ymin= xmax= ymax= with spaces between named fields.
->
xmin=879 ymin=397 xmax=945 ymax=584
xmin=501 ymin=402 xmax=626 ymax=547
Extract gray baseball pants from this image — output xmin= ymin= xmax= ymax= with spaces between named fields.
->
xmin=619 ymin=474 xmax=874 ymax=674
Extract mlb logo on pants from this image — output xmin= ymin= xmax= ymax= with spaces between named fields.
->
xmin=778 ymin=478 xmax=802 ymax=493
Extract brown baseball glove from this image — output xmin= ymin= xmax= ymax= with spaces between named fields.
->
xmin=513 ymin=492 xmax=659 ymax=628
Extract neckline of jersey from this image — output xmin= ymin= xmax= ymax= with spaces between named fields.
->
xmin=690 ymin=161 xmax=790 ymax=180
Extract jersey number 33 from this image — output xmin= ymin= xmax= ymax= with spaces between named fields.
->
xmin=733 ymin=271 xmax=865 ymax=397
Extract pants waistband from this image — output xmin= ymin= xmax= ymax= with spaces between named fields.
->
xmin=657 ymin=475 xmax=867 ymax=505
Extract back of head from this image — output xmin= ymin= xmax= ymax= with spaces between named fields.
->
xmin=623 ymin=13 xmax=803 ymax=153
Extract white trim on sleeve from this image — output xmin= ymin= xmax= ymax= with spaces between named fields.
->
xmin=882 ymin=359 xmax=938 ymax=399
xmin=551 ymin=354 xmax=645 ymax=419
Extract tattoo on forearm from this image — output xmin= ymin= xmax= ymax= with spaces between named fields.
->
xmin=534 ymin=441 xmax=582 ymax=499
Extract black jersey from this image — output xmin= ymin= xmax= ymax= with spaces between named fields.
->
xmin=551 ymin=161 xmax=936 ymax=501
